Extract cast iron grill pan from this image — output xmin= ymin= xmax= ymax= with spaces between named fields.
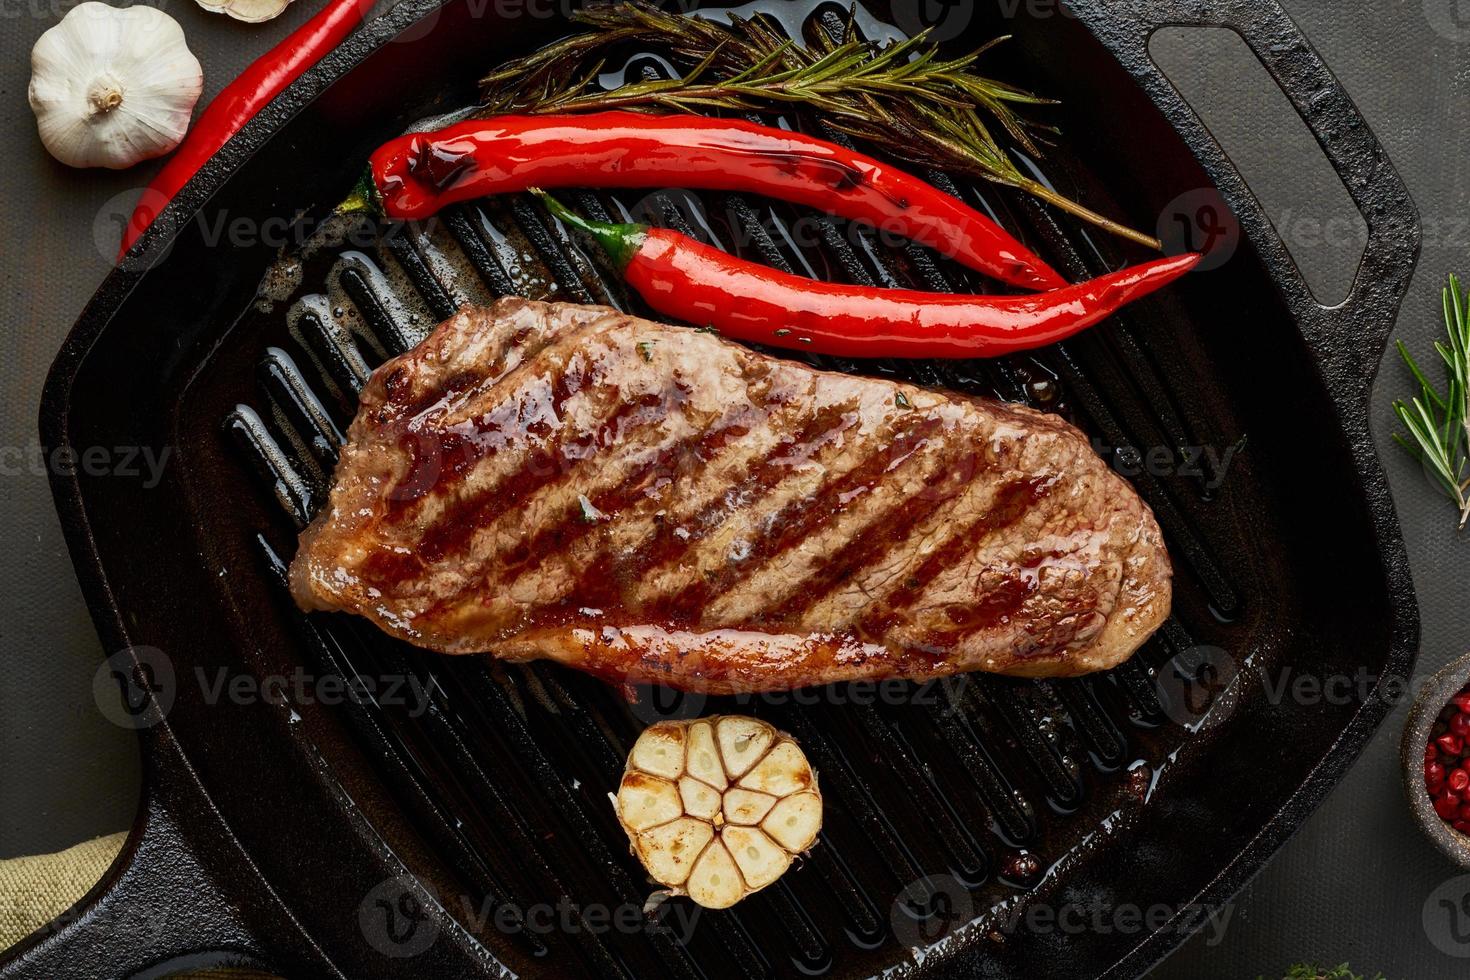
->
xmin=3 ymin=1 xmax=1418 ymax=978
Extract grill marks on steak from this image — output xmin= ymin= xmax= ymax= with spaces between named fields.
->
xmin=530 ymin=399 xmax=854 ymax=618
xmin=767 ymin=473 xmax=1047 ymax=628
xmin=291 ymin=298 xmax=1172 ymax=691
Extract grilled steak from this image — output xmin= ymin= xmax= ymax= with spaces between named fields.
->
xmin=291 ymin=298 xmax=1171 ymax=692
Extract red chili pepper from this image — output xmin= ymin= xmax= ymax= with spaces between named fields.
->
xmin=536 ymin=194 xmax=1199 ymax=360
xmin=118 ymin=0 xmax=374 ymax=261
xmin=370 ymin=111 xmax=1069 ymax=291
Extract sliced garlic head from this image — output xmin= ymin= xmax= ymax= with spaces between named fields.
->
xmin=28 ymin=3 xmax=203 ymax=170
xmin=614 ymin=716 xmax=822 ymax=909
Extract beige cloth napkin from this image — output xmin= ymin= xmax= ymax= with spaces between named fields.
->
xmin=0 ymin=834 xmax=276 ymax=978
xmin=0 ymin=834 xmax=123 ymax=950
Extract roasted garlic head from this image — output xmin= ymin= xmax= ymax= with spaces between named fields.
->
xmin=614 ymin=716 xmax=823 ymax=909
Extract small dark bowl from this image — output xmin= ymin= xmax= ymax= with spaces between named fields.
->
xmin=1403 ymin=652 xmax=1470 ymax=868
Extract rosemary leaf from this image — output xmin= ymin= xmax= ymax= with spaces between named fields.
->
xmin=1397 ymin=338 xmax=1446 ymax=411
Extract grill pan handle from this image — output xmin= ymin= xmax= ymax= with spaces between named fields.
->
xmin=1068 ymin=0 xmax=1420 ymax=408
xmin=0 ymin=747 xmax=275 ymax=978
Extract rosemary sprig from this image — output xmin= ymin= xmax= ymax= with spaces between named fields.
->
xmin=1393 ymin=274 xmax=1470 ymax=528
xmin=478 ymin=1 xmax=1159 ymax=249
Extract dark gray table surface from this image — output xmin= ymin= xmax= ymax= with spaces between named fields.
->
xmin=1 ymin=1 xmax=1467 ymax=977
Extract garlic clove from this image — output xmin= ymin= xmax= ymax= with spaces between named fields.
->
xmin=635 ymin=817 xmax=713 ymax=888
xmin=685 ymin=840 xmax=743 ymax=910
xmin=29 ymin=3 xmax=203 ymax=170
xmin=716 ymin=716 xmax=774 ymax=779
xmin=678 ymin=776 xmax=722 ymax=821
xmin=722 ymin=826 xmax=791 ymax=890
xmin=762 ymin=791 xmax=823 ymax=853
xmin=737 ymin=739 xmax=816 ymax=796
xmin=685 ymin=720 xmax=727 ymax=789
xmin=722 ymin=787 xmax=778 ymax=826
xmin=204 ymin=0 xmax=293 ymax=24
xmin=630 ymin=722 xmax=686 ymax=780
xmin=616 ymin=771 xmax=682 ymax=832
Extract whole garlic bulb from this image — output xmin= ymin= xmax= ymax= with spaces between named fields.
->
xmin=28 ymin=3 xmax=203 ymax=169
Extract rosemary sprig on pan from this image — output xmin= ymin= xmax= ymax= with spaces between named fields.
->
xmin=478 ymin=1 xmax=1160 ymax=249
xmin=1393 ymin=274 xmax=1470 ymax=528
